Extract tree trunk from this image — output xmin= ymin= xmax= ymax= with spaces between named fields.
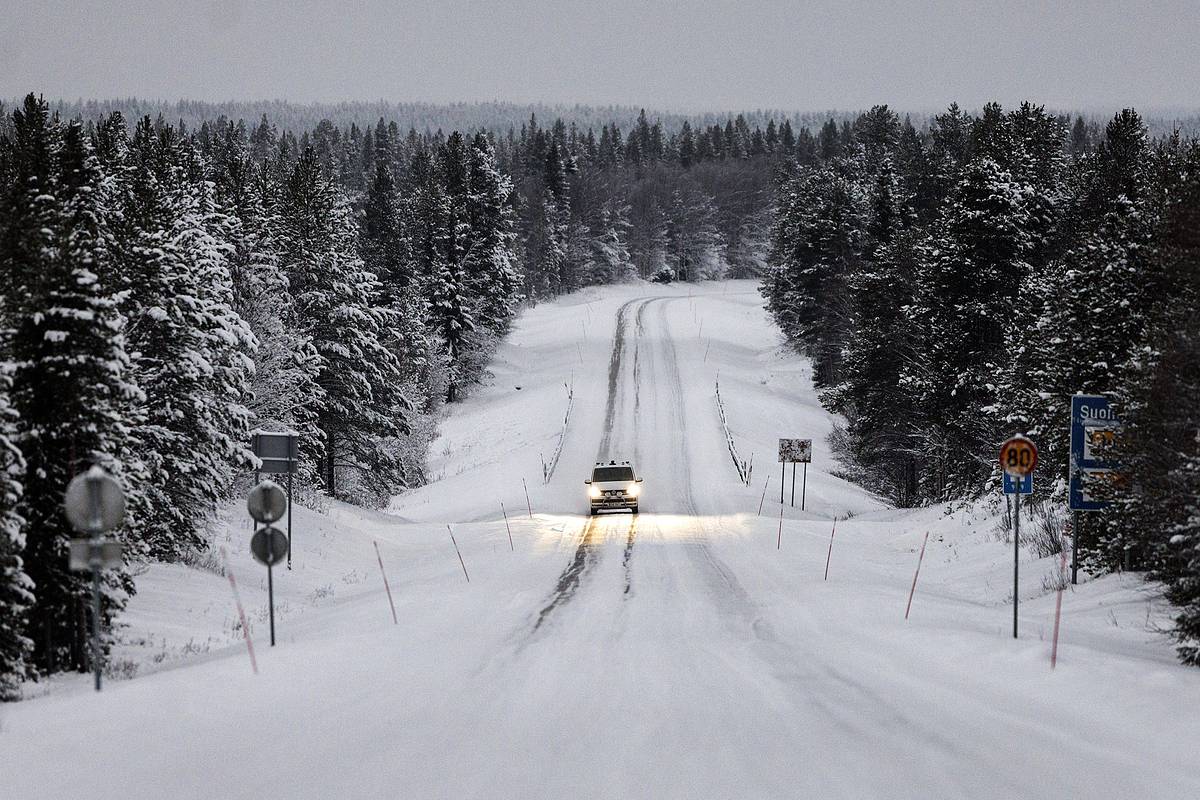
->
xmin=325 ymin=429 xmax=336 ymax=498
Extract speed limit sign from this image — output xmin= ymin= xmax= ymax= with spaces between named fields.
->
xmin=999 ymin=434 xmax=1038 ymax=477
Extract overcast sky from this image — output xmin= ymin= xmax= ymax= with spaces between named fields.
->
xmin=2 ymin=0 xmax=1197 ymax=112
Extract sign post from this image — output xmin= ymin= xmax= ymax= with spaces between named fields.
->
xmin=64 ymin=466 xmax=126 ymax=692
xmin=247 ymin=480 xmax=288 ymax=646
xmin=1000 ymin=434 xmax=1038 ymax=639
xmin=777 ymin=439 xmax=812 ymax=510
xmin=1069 ymin=395 xmax=1120 ymax=583
xmin=252 ymin=431 xmax=299 ymax=568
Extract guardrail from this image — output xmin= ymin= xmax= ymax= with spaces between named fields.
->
xmin=715 ymin=377 xmax=753 ymax=485
xmin=541 ymin=380 xmax=575 ymax=484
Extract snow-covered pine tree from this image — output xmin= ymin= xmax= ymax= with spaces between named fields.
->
xmin=0 ymin=372 xmax=33 ymax=699
xmin=279 ymin=148 xmax=410 ymax=499
xmin=665 ymin=183 xmax=727 ymax=282
xmin=0 ymin=98 xmax=142 ymax=673
xmin=586 ymin=199 xmax=636 ymax=285
xmin=827 ymin=163 xmax=923 ymax=504
xmin=761 ymin=163 xmax=862 ymax=388
xmin=105 ymin=118 xmax=254 ymax=559
xmin=903 ymin=153 xmax=1032 ymax=497
xmin=1105 ymin=134 xmax=1200 ymax=586
xmin=465 ymin=133 xmax=522 ymax=332
xmin=213 ymin=133 xmax=322 ymax=448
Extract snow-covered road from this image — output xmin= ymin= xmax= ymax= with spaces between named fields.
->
xmin=5 ymin=281 xmax=1199 ymax=799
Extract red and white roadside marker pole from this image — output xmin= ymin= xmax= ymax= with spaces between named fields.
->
xmin=447 ymin=524 xmax=471 ymax=583
xmin=1051 ymin=548 xmax=1068 ymax=669
xmin=501 ymin=501 xmax=514 ymax=551
xmin=823 ymin=518 xmax=837 ymax=581
xmin=522 ymin=478 xmax=533 ymax=519
xmin=905 ymin=532 xmax=929 ymax=620
xmin=776 ymin=505 xmax=784 ymax=550
xmin=373 ymin=540 xmax=398 ymax=625
xmin=220 ymin=546 xmax=258 ymax=674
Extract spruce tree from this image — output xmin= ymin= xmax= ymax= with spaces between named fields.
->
xmin=465 ymin=133 xmax=521 ymax=331
xmin=107 ymin=119 xmax=254 ymax=559
xmin=279 ymin=148 xmax=410 ymax=497
xmin=0 ymin=98 xmax=141 ymax=672
xmin=0 ymin=373 xmax=33 ymax=699
xmin=904 ymin=155 xmax=1032 ymax=496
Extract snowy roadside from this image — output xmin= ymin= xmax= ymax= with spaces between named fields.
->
xmin=16 ymin=279 xmax=1188 ymax=698
xmin=6 ymin=279 xmax=1198 ymax=800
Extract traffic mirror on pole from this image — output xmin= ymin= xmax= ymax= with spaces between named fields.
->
xmin=64 ymin=466 xmax=125 ymax=533
xmin=251 ymin=526 xmax=289 ymax=567
xmin=62 ymin=465 xmax=126 ymax=692
xmin=247 ymin=480 xmax=287 ymax=524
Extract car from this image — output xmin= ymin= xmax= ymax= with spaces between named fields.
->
xmin=585 ymin=460 xmax=643 ymax=515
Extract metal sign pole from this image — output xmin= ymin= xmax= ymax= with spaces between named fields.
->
xmin=1075 ymin=510 xmax=1084 ymax=585
xmin=1013 ymin=489 xmax=1020 ymax=639
xmin=790 ymin=462 xmax=796 ymax=507
xmin=86 ymin=478 xmax=103 ymax=692
xmin=267 ymin=545 xmax=276 ymax=647
xmin=801 ymin=463 xmax=808 ymax=511
xmin=287 ymin=471 xmax=293 ymax=570
xmin=779 ymin=467 xmax=784 ymax=504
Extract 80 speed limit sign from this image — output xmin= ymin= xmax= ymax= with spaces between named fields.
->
xmin=999 ymin=434 xmax=1038 ymax=477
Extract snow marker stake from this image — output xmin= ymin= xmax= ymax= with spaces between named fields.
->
xmin=757 ymin=473 xmax=771 ymax=516
xmin=447 ymin=524 xmax=471 ymax=583
xmin=373 ymin=540 xmax=398 ymax=625
xmin=220 ymin=546 xmax=258 ymax=674
xmin=777 ymin=505 xmax=784 ymax=550
xmin=824 ymin=518 xmax=837 ymax=581
xmin=1051 ymin=548 xmax=1067 ymax=669
xmin=905 ymin=531 xmax=929 ymax=620
xmin=522 ymin=478 xmax=533 ymax=518
xmin=501 ymin=501 xmax=514 ymax=551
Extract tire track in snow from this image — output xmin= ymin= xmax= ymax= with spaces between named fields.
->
xmin=531 ymin=296 xmax=658 ymax=633
xmin=532 ymin=515 xmax=604 ymax=631
xmin=622 ymin=514 xmax=639 ymax=596
xmin=597 ymin=298 xmax=639 ymax=460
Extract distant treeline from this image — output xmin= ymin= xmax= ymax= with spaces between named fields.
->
xmin=25 ymin=98 xmax=1200 ymax=140
xmin=763 ymin=102 xmax=1200 ymax=665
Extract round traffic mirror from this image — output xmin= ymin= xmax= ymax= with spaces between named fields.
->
xmin=64 ymin=467 xmax=126 ymax=533
xmin=247 ymin=480 xmax=287 ymax=523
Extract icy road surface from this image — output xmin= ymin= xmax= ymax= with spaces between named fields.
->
xmin=5 ymin=281 xmax=1200 ymax=799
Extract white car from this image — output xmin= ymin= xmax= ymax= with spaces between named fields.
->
xmin=585 ymin=461 xmax=643 ymax=515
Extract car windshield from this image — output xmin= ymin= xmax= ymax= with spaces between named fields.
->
xmin=593 ymin=466 xmax=634 ymax=482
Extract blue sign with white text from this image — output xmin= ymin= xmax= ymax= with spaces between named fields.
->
xmin=1069 ymin=394 xmax=1120 ymax=511
xmin=1003 ymin=472 xmax=1032 ymax=495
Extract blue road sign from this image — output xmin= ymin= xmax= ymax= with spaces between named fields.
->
xmin=1069 ymin=394 xmax=1120 ymax=511
xmin=1003 ymin=472 xmax=1032 ymax=495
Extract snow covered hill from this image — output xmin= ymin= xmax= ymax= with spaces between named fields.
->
xmin=4 ymin=280 xmax=1199 ymax=799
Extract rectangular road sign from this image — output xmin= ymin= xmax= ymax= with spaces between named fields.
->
xmin=1070 ymin=395 xmax=1120 ymax=511
xmin=68 ymin=539 xmax=123 ymax=570
xmin=778 ymin=438 xmax=812 ymax=463
xmin=1003 ymin=472 xmax=1032 ymax=495
xmin=252 ymin=430 xmax=300 ymax=474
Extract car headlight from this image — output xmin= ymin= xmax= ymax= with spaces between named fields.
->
xmin=626 ymin=483 xmax=640 ymax=497
xmin=588 ymin=486 xmax=602 ymax=499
